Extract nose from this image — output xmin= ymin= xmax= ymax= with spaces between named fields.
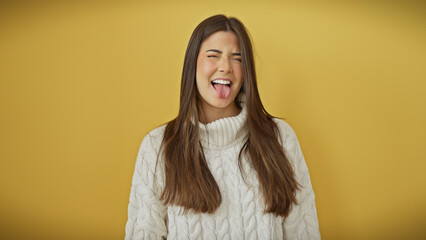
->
xmin=218 ymin=58 xmax=231 ymax=73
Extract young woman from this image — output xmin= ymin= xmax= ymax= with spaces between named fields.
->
xmin=125 ymin=15 xmax=321 ymax=239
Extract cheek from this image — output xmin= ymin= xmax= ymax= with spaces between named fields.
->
xmin=197 ymin=58 xmax=216 ymax=76
xmin=234 ymin=65 xmax=243 ymax=81
xmin=196 ymin=60 xmax=215 ymax=92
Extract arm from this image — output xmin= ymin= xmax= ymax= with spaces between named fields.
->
xmin=276 ymin=120 xmax=321 ymax=240
xmin=125 ymin=132 xmax=168 ymax=240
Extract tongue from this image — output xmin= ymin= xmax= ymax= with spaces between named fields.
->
xmin=213 ymin=84 xmax=231 ymax=98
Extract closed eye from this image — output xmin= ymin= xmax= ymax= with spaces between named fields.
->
xmin=207 ymin=55 xmax=219 ymax=58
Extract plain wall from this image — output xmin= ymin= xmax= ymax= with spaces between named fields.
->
xmin=1 ymin=0 xmax=425 ymax=239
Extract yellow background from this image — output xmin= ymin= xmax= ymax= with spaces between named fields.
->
xmin=1 ymin=0 xmax=425 ymax=239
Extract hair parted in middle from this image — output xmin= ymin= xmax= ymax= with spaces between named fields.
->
xmin=159 ymin=14 xmax=300 ymax=217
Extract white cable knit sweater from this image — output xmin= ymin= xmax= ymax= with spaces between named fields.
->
xmin=125 ymin=106 xmax=321 ymax=239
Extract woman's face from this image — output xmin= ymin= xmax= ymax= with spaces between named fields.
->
xmin=196 ymin=31 xmax=243 ymax=116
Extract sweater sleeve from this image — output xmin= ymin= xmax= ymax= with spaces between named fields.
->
xmin=275 ymin=120 xmax=321 ymax=240
xmin=125 ymin=131 xmax=168 ymax=240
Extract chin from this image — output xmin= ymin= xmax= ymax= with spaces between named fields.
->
xmin=211 ymin=100 xmax=235 ymax=109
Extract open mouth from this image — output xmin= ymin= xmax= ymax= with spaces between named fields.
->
xmin=211 ymin=79 xmax=232 ymax=87
xmin=211 ymin=79 xmax=232 ymax=98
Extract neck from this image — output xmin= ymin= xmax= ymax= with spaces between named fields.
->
xmin=199 ymin=103 xmax=241 ymax=124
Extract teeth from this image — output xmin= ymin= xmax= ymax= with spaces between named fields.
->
xmin=212 ymin=79 xmax=231 ymax=85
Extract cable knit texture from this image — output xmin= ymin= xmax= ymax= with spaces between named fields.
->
xmin=125 ymin=106 xmax=321 ymax=239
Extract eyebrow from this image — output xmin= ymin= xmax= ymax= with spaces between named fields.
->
xmin=206 ymin=49 xmax=241 ymax=56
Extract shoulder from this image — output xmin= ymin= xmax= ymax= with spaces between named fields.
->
xmin=272 ymin=118 xmax=305 ymax=168
xmin=139 ymin=124 xmax=167 ymax=155
xmin=272 ymin=118 xmax=298 ymax=146
xmin=133 ymin=124 xmax=167 ymax=184
xmin=134 ymin=124 xmax=168 ymax=174
xmin=130 ymin=124 xmax=168 ymax=207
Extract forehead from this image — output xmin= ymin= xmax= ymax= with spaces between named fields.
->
xmin=200 ymin=31 xmax=240 ymax=51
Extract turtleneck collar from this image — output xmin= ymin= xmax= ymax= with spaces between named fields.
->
xmin=198 ymin=104 xmax=247 ymax=149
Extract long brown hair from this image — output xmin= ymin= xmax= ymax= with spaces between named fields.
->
xmin=160 ymin=15 xmax=299 ymax=217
